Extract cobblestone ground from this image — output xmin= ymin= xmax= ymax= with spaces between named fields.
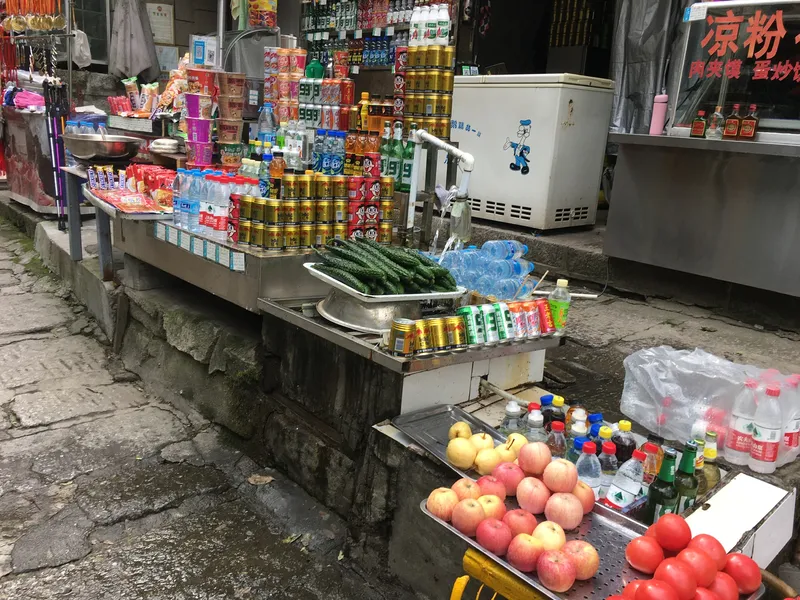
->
xmin=0 ymin=221 xmax=409 ymax=599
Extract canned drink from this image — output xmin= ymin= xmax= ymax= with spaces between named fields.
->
xmin=427 ymin=317 xmax=449 ymax=353
xmin=240 ymin=195 xmax=253 ymax=220
xmin=348 ymin=200 xmax=366 ymax=225
xmin=364 ymin=199 xmax=379 ymax=225
xmin=456 ymin=306 xmax=487 ymax=346
xmin=277 ymin=73 xmax=291 ymax=100
xmin=341 ymin=78 xmax=355 ymax=105
xmin=379 ymin=199 xmax=394 ymax=221
xmin=440 ymin=117 xmax=451 ymax=140
xmin=425 ymin=70 xmax=442 ymax=92
xmin=363 ymin=224 xmax=378 ymax=242
xmin=330 ymin=78 xmax=342 ymax=105
xmin=333 ymin=199 xmax=348 ymax=222
xmin=406 ymin=71 xmax=419 ymax=92
xmin=414 ymin=319 xmax=433 ymax=356
xmin=251 ymin=222 xmax=265 ymax=247
xmin=409 ymin=46 xmax=425 ymax=68
xmin=315 ymin=223 xmax=333 ymax=247
xmin=299 ymin=224 xmax=314 ymax=248
xmin=319 ymin=78 xmax=330 ymax=104
xmin=507 ymin=302 xmax=529 ymax=340
xmin=316 ymin=175 xmax=332 ymax=199
xmin=282 ymin=174 xmax=299 ymax=199
xmin=333 ymin=223 xmax=347 ymax=240
xmin=251 ymin=197 xmax=266 ymax=223
xmin=536 ymin=298 xmax=557 ymax=335
xmin=348 ymin=176 xmax=365 ymax=201
xmin=331 ymin=106 xmax=341 ymax=131
xmin=277 ymin=48 xmax=290 ymax=73
xmin=363 ymin=153 xmax=381 ymax=178
xmin=298 ymin=175 xmax=313 ymax=199
xmin=347 ymin=223 xmax=364 ymax=240
xmin=480 ymin=304 xmax=499 ymax=345
xmin=430 ymin=118 xmax=446 ymax=138
xmin=364 ymin=177 xmax=381 ymax=201
xmin=407 ymin=94 xmax=423 ymax=116
xmin=441 ymin=71 xmax=454 ymax=94
xmin=389 ymin=318 xmax=415 ymax=357
xmin=227 ymin=218 xmax=240 ymax=245
xmin=432 ymin=94 xmax=448 ymax=117
xmin=321 ymin=105 xmax=333 ymax=130
xmin=392 ymin=95 xmax=406 ymax=118
xmin=239 ymin=219 xmax=252 ymax=246
xmin=310 ymin=79 xmax=322 ymax=103
xmin=423 ymin=94 xmax=436 ymax=116
xmin=380 ymin=176 xmax=395 ymax=199
xmin=426 ymin=46 xmax=442 ymax=70
xmin=442 ymin=46 xmax=455 ymax=70
xmin=394 ymin=46 xmax=408 ymax=72
xmin=445 ymin=316 xmax=467 ymax=351
xmin=229 ymin=193 xmax=241 ymax=220
xmin=393 ymin=72 xmax=406 ymax=96
xmin=315 ymin=200 xmax=333 ymax=223
xmin=264 ymin=199 xmax=281 ymax=224
xmin=522 ymin=301 xmax=541 ymax=339
xmin=378 ymin=221 xmax=393 ymax=245
xmin=496 ymin=302 xmax=516 ymax=342
xmin=298 ymin=77 xmax=311 ymax=103
xmin=284 ymin=224 xmax=300 ymax=249
xmin=264 ymin=224 xmax=284 ymax=251
xmin=332 ymin=175 xmax=347 ymax=198
xmin=283 ymin=200 xmax=299 ymax=224
xmin=338 ymin=106 xmax=351 ymax=132
xmin=299 ymin=200 xmax=315 ymax=223
xmin=310 ymin=103 xmax=323 ymax=128
xmin=289 ymin=74 xmax=301 ymax=102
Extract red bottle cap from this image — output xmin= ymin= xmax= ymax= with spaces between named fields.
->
xmin=766 ymin=383 xmax=781 ymax=397
xmin=582 ymin=441 xmax=596 ymax=454
xmin=643 ymin=442 xmax=658 ymax=454
xmin=551 ymin=421 xmax=565 ymax=432
xmin=632 ymin=449 xmax=646 ymax=461
xmin=528 ymin=402 xmax=541 ymax=413
xmin=602 ymin=441 xmax=616 ymax=455
xmin=745 ymin=378 xmax=759 ymax=389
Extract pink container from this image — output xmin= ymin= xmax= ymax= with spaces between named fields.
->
xmin=289 ymin=48 xmax=307 ymax=74
xmin=184 ymin=93 xmax=212 ymax=118
xmin=186 ymin=117 xmax=213 ymax=143
xmin=186 ymin=141 xmax=214 ymax=165
xmin=289 ymin=74 xmax=301 ymax=101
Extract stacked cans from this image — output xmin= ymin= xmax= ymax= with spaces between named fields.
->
xmin=404 ymin=45 xmax=455 ymax=139
xmin=389 ymin=315 xmax=468 ymax=358
xmin=345 ymin=174 xmax=394 ymax=243
xmin=454 ymin=300 xmax=555 ymax=348
xmin=264 ymin=47 xmax=308 ymax=123
xmin=314 ymin=174 xmax=349 ymax=246
xmin=296 ymin=77 xmax=356 ymax=132
xmin=391 ymin=46 xmax=409 ymax=134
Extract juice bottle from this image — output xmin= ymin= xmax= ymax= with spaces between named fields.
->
xmin=641 ymin=441 xmax=660 ymax=495
xmin=344 ymin=130 xmax=357 ymax=176
xmin=357 ymin=91 xmax=370 ymax=131
xmin=355 ymin=130 xmax=368 ymax=175
xmin=546 ymin=421 xmax=567 ymax=459
xmin=639 ymin=434 xmax=665 ymax=472
xmin=269 ymin=150 xmax=286 ymax=200
xmin=539 ymin=394 xmax=556 ymax=429
xmin=596 ymin=426 xmax=613 ymax=456
xmin=367 ymin=129 xmax=380 ymax=153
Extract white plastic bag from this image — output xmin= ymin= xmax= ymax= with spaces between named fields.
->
xmin=72 ymin=29 xmax=92 ymax=68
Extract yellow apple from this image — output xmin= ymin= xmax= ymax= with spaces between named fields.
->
xmin=495 ymin=441 xmax=517 ymax=463
xmin=447 ymin=438 xmax=478 ymax=469
xmin=469 ymin=432 xmax=494 ymax=451
xmin=474 ymin=448 xmax=502 ymax=475
xmin=505 ymin=433 xmax=529 ymax=456
xmin=448 ymin=421 xmax=473 ymax=440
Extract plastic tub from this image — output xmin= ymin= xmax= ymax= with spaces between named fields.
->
xmin=184 ymin=93 xmax=212 ymax=118
xmin=217 ymin=95 xmax=245 ymax=119
xmin=186 ymin=117 xmax=213 ymax=143
xmin=187 ymin=68 xmax=218 ymax=96
xmin=218 ymin=72 xmax=246 ymax=96
xmin=219 ymin=142 xmax=244 ymax=166
xmin=217 ymin=118 xmax=244 ymax=143
xmin=186 ymin=141 xmax=214 ymax=165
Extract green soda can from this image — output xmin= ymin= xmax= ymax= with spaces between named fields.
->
xmin=456 ymin=306 xmax=486 ymax=346
xmin=493 ymin=302 xmax=513 ymax=343
xmin=480 ymin=304 xmax=499 ymax=345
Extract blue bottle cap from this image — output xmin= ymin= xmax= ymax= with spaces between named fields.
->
xmin=588 ymin=413 xmax=604 ymax=424
xmin=574 ymin=436 xmax=589 ymax=450
xmin=317 ymin=129 xmax=325 ymax=135
xmin=590 ymin=423 xmax=602 ymax=437
xmin=523 ymin=244 xmax=529 ymax=254
xmin=539 ymin=394 xmax=553 ymax=406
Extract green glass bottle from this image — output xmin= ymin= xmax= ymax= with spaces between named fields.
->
xmin=399 ymin=122 xmax=417 ymax=193
xmin=379 ymin=120 xmax=392 ymax=177
xmin=644 ymin=447 xmax=678 ymax=525
xmin=387 ymin=122 xmax=404 ymax=184
xmin=675 ymin=441 xmax=699 ymax=513
xmin=694 ymin=438 xmax=708 ymax=496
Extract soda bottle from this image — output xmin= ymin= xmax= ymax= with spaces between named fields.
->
xmin=379 ymin=120 xmax=392 ymax=176
xmin=387 ymin=121 xmax=404 ymax=182
xmin=748 ymin=383 xmax=782 ymax=474
xmin=602 ymin=450 xmax=645 ymax=509
xmin=567 ymin=436 xmax=589 ymax=464
xmin=724 ymin=378 xmax=760 ymax=465
xmin=546 ymin=421 xmax=567 ymax=459
xmin=525 ymin=405 xmax=547 ymax=443
xmin=539 ymin=394 xmax=556 ymax=428
xmin=357 ymin=91 xmax=371 ymax=131
xmin=598 ymin=441 xmax=619 ymax=499
xmin=612 ymin=420 xmax=637 ymax=464
xmin=399 ymin=122 xmax=417 ymax=192
xmin=550 ymin=395 xmax=566 ymax=430
xmin=643 ymin=447 xmax=678 ymax=524
xmin=548 ymin=278 xmax=571 ymax=336
xmin=576 ymin=441 xmax=602 ymax=499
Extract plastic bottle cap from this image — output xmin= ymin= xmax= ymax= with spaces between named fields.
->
xmin=643 ymin=442 xmax=658 ymax=454
xmin=506 ymin=401 xmax=520 ymax=413
xmin=582 ymin=441 xmax=596 ymax=454
xmin=572 ymin=409 xmax=587 ymax=422
xmin=557 ymin=279 xmax=568 ymax=287
xmin=618 ymin=420 xmax=631 ymax=432
xmin=588 ymin=413 xmax=603 ymax=424
xmin=766 ymin=384 xmax=781 ymax=397
xmin=589 ymin=423 xmax=601 ymax=437
xmin=599 ymin=426 xmax=613 ymax=439
xmin=602 ymin=441 xmax=616 ymax=454
xmin=527 ymin=402 xmax=541 ymax=413
xmin=540 ymin=395 xmax=553 ymax=406
xmin=551 ymin=421 xmax=565 ymax=432
xmin=571 ymin=423 xmax=587 ymax=435
xmin=632 ymin=449 xmax=646 ymax=461
xmin=552 ymin=396 xmax=564 ymax=408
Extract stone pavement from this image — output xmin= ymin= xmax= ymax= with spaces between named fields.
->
xmin=0 ymin=220 xmax=412 ymax=600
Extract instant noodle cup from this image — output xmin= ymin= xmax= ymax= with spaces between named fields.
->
xmin=186 ymin=117 xmax=213 ymax=142
xmin=218 ymin=72 xmax=246 ymax=96
xmin=217 ymin=95 xmax=245 ymax=119
xmin=217 ymin=118 xmax=244 ymax=143
xmin=186 ymin=141 xmax=214 ymax=165
xmin=187 ymin=67 xmax=217 ymax=95
xmin=184 ymin=93 xmax=212 ymax=118
xmin=219 ymin=143 xmax=244 ymax=166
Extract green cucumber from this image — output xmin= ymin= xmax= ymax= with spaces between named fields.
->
xmin=312 ymin=265 xmax=371 ymax=295
xmin=341 ymin=241 xmax=402 ymax=284
xmin=315 ymin=250 xmax=385 ymax=282
xmin=349 ymin=241 xmax=413 ymax=282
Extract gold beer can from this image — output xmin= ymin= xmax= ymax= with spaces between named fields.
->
xmin=442 ymin=46 xmax=455 ymax=70
xmin=264 ymin=198 xmax=281 ymax=224
xmin=380 ymin=176 xmax=394 ymax=199
xmin=378 ymin=221 xmax=393 ymax=245
xmin=282 ymin=174 xmax=299 ymax=199
xmin=333 ymin=199 xmax=348 ymax=223
xmin=240 ymin=195 xmax=253 ymax=220
xmin=299 ymin=199 xmax=315 ymax=223
xmin=423 ymin=94 xmax=436 ymax=116
xmin=282 ymin=200 xmax=299 ymax=224
xmin=427 ymin=317 xmax=449 ymax=353
xmin=315 ymin=223 xmax=333 ymax=247
xmin=298 ymin=174 xmax=313 ymax=199
xmin=332 ymin=175 xmax=347 ymax=198
xmin=284 ymin=224 xmax=300 ymax=249
xmin=437 ymin=118 xmax=451 ymax=139
xmin=445 ymin=316 xmax=467 ymax=351
xmin=405 ymin=70 xmax=418 ymax=92
xmin=316 ymin=175 xmax=332 ymax=199
xmin=239 ymin=219 xmax=252 ymax=245
xmin=425 ymin=70 xmax=442 ymax=93
xmin=251 ymin=197 xmax=266 ymax=223
xmin=316 ymin=200 xmax=334 ymax=223
xmin=299 ymin=224 xmax=315 ymax=248
xmin=251 ymin=222 xmax=266 ymax=247
xmin=264 ymin=225 xmax=284 ymax=251
xmin=379 ymin=199 xmax=394 ymax=222
xmin=333 ymin=223 xmax=347 ymax=240
xmin=407 ymin=94 xmax=423 ymax=116
xmin=389 ymin=318 xmax=416 ymax=357
xmin=409 ymin=46 xmax=424 ymax=68
xmin=426 ymin=46 xmax=442 ymax=70
xmin=433 ymin=94 xmax=449 ymax=117
xmin=441 ymin=70 xmax=454 ymax=93
xmin=414 ymin=319 xmax=433 ymax=356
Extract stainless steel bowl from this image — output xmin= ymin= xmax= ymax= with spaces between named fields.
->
xmin=316 ymin=288 xmax=422 ymax=333
xmin=63 ymin=133 xmax=143 ymax=161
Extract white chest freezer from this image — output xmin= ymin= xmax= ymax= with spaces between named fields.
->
xmin=443 ymin=73 xmax=614 ymax=230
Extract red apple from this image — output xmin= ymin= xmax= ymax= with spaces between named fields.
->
xmin=563 ymin=540 xmax=600 ymax=580
xmin=476 ymin=518 xmax=513 ymax=556
xmin=476 ymin=475 xmax=507 ymax=501
xmin=451 ymin=499 xmax=486 ymax=537
xmin=451 ymin=478 xmax=482 ymax=501
xmin=542 ymin=459 xmax=579 ymax=493
xmin=426 ymin=487 xmax=460 ymax=522
xmin=532 ymin=521 xmax=566 ymax=551
xmin=544 ymin=492 xmax=584 ymax=531
xmin=516 ymin=477 xmax=551 ymax=514
xmin=518 ymin=442 xmax=552 ymax=475
xmin=503 ymin=509 xmax=538 ymax=537
xmin=537 ymin=550 xmax=577 ymax=592
xmin=492 ymin=462 xmax=526 ymax=496
xmin=507 ymin=533 xmax=545 ymax=572
xmin=477 ymin=494 xmax=507 ymax=520
xmin=572 ymin=481 xmax=596 ymax=514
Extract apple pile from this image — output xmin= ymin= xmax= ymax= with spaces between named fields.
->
xmin=446 ymin=421 xmax=530 ymax=474
xmin=428 ymin=440 xmax=602 ymax=593
xmin=617 ymin=513 xmax=762 ymax=600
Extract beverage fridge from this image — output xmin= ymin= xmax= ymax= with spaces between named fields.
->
xmin=441 ymin=73 xmax=613 ymax=230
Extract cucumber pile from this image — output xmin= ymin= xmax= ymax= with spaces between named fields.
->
xmin=311 ymin=238 xmax=459 ymax=296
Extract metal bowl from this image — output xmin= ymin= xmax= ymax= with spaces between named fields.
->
xmin=63 ymin=133 xmax=143 ymax=161
xmin=316 ymin=288 xmax=422 ymax=333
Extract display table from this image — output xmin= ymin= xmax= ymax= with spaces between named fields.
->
xmin=604 ymin=133 xmax=800 ymax=298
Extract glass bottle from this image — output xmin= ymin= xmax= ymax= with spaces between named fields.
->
xmin=703 ymin=431 xmax=721 ymax=490
xmin=599 ymin=441 xmax=619 ymax=499
xmin=641 ymin=441 xmax=660 ymax=496
xmin=739 ymin=104 xmax=759 ymax=140
xmin=705 ymin=105 xmax=724 ymax=140
xmin=379 ymin=120 xmax=392 ymax=176
xmin=387 ymin=121 xmax=404 ymax=183
xmin=675 ymin=440 xmax=699 ymax=514
xmin=399 ymin=122 xmax=417 ymax=192
xmin=612 ymin=419 xmax=637 ymax=464
xmin=694 ymin=438 xmax=708 ymax=496
xmin=576 ymin=441 xmax=602 ymax=499
xmin=690 ymin=110 xmax=707 ymax=138
xmin=567 ymin=436 xmax=589 ymax=463
xmin=546 ymin=421 xmax=567 ymax=459
xmin=723 ymin=103 xmax=742 ymax=139
xmin=643 ymin=447 xmax=678 ymax=525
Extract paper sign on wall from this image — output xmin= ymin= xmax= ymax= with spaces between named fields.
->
xmin=191 ymin=35 xmax=218 ymax=67
xmin=146 ymin=3 xmax=175 ymax=45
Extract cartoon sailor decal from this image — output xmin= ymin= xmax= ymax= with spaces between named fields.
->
xmin=503 ymin=119 xmax=531 ymax=175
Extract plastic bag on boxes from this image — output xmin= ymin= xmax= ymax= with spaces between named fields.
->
xmin=620 ymin=346 xmax=761 ymax=444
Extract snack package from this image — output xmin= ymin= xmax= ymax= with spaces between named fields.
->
xmin=139 ymin=83 xmax=160 ymax=112
xmin=122 ymin=77 xmax=140 ymax=110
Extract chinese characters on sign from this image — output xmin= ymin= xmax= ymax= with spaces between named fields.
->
xmin=450 ymin=120 xmax=481 ymax=137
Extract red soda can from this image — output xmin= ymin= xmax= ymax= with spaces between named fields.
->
xmin=364 ymin=199 xmax=379 ymax=225
xmin=227 ymin=218 xmax=240 ymax=244
xmin=339 ymin=106 xmax=351 ymax=131
xmin=347 ymin=222 xmax=364 ymax=240
xmin=394 ymin=46 xmax=408 ymax=72
xmin=535 ymin=298 xmax=556 ymax=335
xmin=364 ymin=177 xmax=381 ymax=201
xmin=522 ymin=301 xmax=541 ymax=338
xmin=393 ymin=95 xmax=405 ymax=118
xmin=348 ymin=176 xmax=365 ymax=201
xmin=363 ymin=224 xmax=378 ymax=242
xmin=331 ymin=106 xmax=341 ymax=131
xmin=321 ymin=105 xmax=333 ymax=130
xmin=393 ymin=72 xmax=406 ymax=96
xmin=348 ymin=201 xmax=365 ymax=225
xmin=341 ymin=78 xmax=355 ymax=105
xmin=228 ymin=193 xmax=241 ymax=220
xmin=329 ymin=78 xmax=341 ymax=105
xmin=363 ymin=152 xmax=381 ymax=178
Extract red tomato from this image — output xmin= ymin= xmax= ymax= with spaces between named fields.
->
xmin=723 ymin=553 xmax=762 ymax=594
xmin=693 ymin=588 xmax=720 ymax=600
xmin=623 ymin=580 xmax=649 ymax=600
xmin=608 ymin=596 xmax=625 ymax=600
xmin=645 ymin=525 xmax=658 ymax=538
xmin=677 ymin=548 xmax=718 ymax=587
xmin=654 ymin=558 xmax=697 ymax=600
xmin=687 ymin=535 xmax=727 ymax=570
xmin=636 ymin=580 xmax=680 ymax=600
xmin=707 ymin=572 xmax=739 ymax=600
xmin=626 ymin=537 xmax=665 ymax=574
xmin=655 ymin=515 xmax=692 ymax=552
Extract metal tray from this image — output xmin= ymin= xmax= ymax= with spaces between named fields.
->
xmin=304 ymin=263 xmax=466 ymax=303
xmin=392 ymin=404 xmax=507 ymax=479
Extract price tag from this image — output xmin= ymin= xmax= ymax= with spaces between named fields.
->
xmin=306 ymin=33 xmax=313 ymax=41
xmin=322 ymin=31 xmax=330 ymax=40
xmin=169 ymin=229 xmax=179 ymax=246
xmin=354 ymin=29 xmax=362 ymax=39
xmin=205 ymin=242 xmax=218 ymax=261
xmin=155 ymin=222 xmax=166 ymax=240
xmin=386 ymin=26 xmax=394 ymax=36
xmin=191 ymin=238 xmax=205 ymax=257
xmin=373 ymin=27 xmax=381 ymax=36
xmin=351 ymin=65 xmax=360 ymax=74
xmin=248 ymin=89 xmax=259 ymax=105
xmin=218 ymin=246 xmax=231 ymax=268
xmin=338 ymin=30 xmax=346 ymax=40
xmin=683 ymin=4 xmax=706 ymax=21
xmin=320 ymin=0 xmax=326 ymax=5
xmin=179 ymin=232 xmax=191 ymax=252
xmin=231 ymin=252 xmax=245 ymax=272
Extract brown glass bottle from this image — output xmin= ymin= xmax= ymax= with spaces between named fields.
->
xmin=723 ymin=104 xmax=742 ymax=139
xmin=739 ymin=104 xmax=759 ymax=140
xmin=690 ymin=110 xmax=707 ymax=138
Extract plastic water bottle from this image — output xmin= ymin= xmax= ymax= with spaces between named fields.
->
xmin=187 ymin=172 xmax=202 ymax=233
xmin=599 ymin=441 xmax=619 ymax=498
xmin=312 ymin=129 xmax=325 ymax=173
xmin=258 ymin=103 xmax=276 ymax=145
xmin=567 ymin=436 xmax=589 ymax=463
xmin=331 ymin=131 xmax=345 ymax=175
xmin=576 ymin=441 xmax=602 ymax=498
xmin=172 ymin=168 xmax=184 ymax=227
xmin=778 ymin=375 xmax=800 ymax=467
xmin=178 ymin=171 xmax=194 ymax=229
xmin=64 ymin=121 xmax=79 ymax=166
xmin=482 ymin=240 xmax=528 ymax=260
xmin=79 ymin=121 xmax=94 ymax=134
xmin=748 ymin=383 xmax=783 ymax=474
xmin=276 ymin=121 xmax=287 ymax=148
xmin=259 ymin=149 xmax=272 ymax=198
xmin=97 ymin=119 xmax=108 ymax=137
xmin=724 ymin=378 xmax=760 ymax=465
xmin=525 ymin=406 xmax=546 ymax=442
xmin=493 ymin=279 xmax=522 ymax=300
xmin=549 ymin=278 xmax=571 ymax=336
xmin=489 ymin=258 xmax=534 ymax=279
xmin=602 ymin=449 xmax=646 ymax=508
xmin=499 ymin=401 xmax=525 ymax=436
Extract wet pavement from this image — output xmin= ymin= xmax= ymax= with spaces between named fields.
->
xmin=0 ymin=220 xmax=412 ymax=600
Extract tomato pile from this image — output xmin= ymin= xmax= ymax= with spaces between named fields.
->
xmin=612 ymin=514 xmax=762 ymax=600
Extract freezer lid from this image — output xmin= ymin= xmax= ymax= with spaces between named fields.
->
xmin=454 ymin=73 xmax=614 ymax=89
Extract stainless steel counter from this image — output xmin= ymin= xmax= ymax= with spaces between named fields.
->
xmin=609 ymin=133 xmax=800 ymax=158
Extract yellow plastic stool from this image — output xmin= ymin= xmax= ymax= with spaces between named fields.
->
xmin=449 ymin=549 xmax=549 ymax=600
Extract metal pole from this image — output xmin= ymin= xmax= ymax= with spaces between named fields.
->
xmin=65 ymin=0 xmax=72 ymax=95
xmin=217 ymin=0 xmax=225 ymax=69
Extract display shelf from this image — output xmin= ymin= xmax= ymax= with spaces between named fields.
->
xmin=302 ymin=22 xmax=409 ymax=39
xmin=153 ymin=222 xmax=249 ymax=272
xmin=107 ymin=116 xmax=160 ymax=135
xmin=82 ymin=186 xmax=172 ymax=221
